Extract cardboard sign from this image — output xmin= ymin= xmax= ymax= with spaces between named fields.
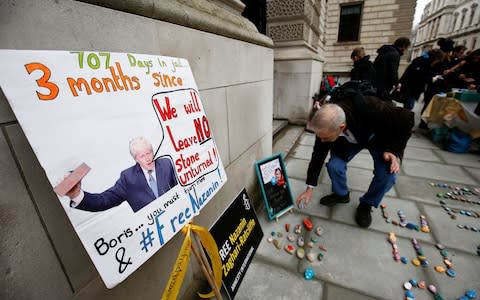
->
xmin=0 ymin=50 xmax=227 ymax=288
xmin=255 ymin=153 xmax=294 ymax=220
xmin=209 ymin=188 xmax=263 ymax=299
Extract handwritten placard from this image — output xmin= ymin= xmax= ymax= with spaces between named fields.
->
xmin=0 ymin=50 xmax=227 ymax=288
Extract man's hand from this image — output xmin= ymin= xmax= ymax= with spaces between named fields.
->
xmin=383 ymin=152 xmax=400 ymax=173
xmin=296 ymin=187 xmax=313 ymax=208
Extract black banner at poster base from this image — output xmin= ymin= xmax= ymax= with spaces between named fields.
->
xmin=210 ymin=188 xmax=264 ymax=299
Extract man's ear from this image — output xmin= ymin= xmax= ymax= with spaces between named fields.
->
xmin=339 ymin=122 xmax=347 ymax=131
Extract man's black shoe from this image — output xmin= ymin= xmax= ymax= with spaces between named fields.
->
xmin=320 ymin=193 xmax=350 ymax=207
xmin=355 ymin=202 xmax=372 ymax=228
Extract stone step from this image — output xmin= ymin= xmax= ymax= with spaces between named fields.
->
xmin=272 ymin=119 xmax=288 ymax=137
xmin=272 ymin=124 xmax=305 ymax=158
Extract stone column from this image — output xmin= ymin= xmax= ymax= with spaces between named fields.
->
xmin=267 ymin=0 xmax=325 ymax=124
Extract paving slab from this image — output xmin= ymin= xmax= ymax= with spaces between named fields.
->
xmin=297 ymin=221 xmax=430 ymax=300
xmin=434 ymin=149 xmax=480 ymax=168
xmin=297 ymin=132 xmax=316 ymax=146
xmin=330 ymin=192 xmax=435 ymax=243
xmin=290 ymin=144 xmax=313 ymax=160
xmin=465 ymin=167 xmax=480 ymax=183
xmin=423 ymin=203 xmax=480 ymax=254
xmin=320 ymin=167 xmax=397 ymax=197
xmin=407 ymin=134 xmax=438 ymax=149
xmin=235 ymin=259 xmax=323 ymax=300
xmin=324 ymin=283 xmax=380 ymax=300
xmin=288 ymin=178 xmax=330 ymax=219
xmin=402 ymin=160 xmax=477 ymax=185
xmin=285 ymin=157 xmax=310 ymax=182
xmin=403 ymin=147 xmax=442 ymax=162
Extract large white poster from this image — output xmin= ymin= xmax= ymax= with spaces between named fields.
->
xmin=0 ymin=50 xmax=227 ymax=288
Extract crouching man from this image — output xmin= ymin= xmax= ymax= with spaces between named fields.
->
xmin=296 ymin=94 xmax=414 ymax=227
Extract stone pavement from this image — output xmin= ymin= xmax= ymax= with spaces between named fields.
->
xmin=235 ymin=110 xmax=480 ymax=299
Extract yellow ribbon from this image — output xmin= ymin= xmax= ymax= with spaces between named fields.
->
xmin=161 ymin=223 xmax=222 ymax=300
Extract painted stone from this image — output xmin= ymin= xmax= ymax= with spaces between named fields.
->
xmin=315 ymin=226 xmax=323 ymax=236
xmin=446 ymin=268 xmax=456 ymax=277
xmin=287 ymin=234 xmax=295 ymax=242
xmin=285 ymin=244 xmax=295 ymax=254
xmin=417 ymin=281 xmax=426 ymax=289
xmin=306 ymin=252 xmax=316 ymax=262
xmin=465 ymin=290 xmax=477 ymax=299
xmin=304 ymin=267 xmax=315 ymax=280
xmin=411 ymin=258 xmax=420 ymax=266
xmin=297 ymin=236 xmax=305 ymax=247
xmin=434 ymin=266 xmax=445 ymax=273
xmin=296 ymin=247 xmax=305 ymax=259
xmin=303 ymin=218 xmax=313 ymax=231
xmin=403 ymin=281 xmax=413 ymax=290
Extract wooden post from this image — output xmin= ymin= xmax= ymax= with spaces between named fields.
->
xmin=190 ymin=231 xmax=223 ymax=300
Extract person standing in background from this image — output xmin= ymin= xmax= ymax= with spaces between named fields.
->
xmin=373 ymin=37 xmax=411 ymax=102
xmin=399 ymin=49 xmax=445 ymax=110
xmin=350 ymin=47 xmax=376 ymax=84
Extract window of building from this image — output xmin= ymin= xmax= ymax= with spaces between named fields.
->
xmin=451 ymin=12 xmax=458 ymax=31
xmin=460 ymin=8 xmax=467 ymax=29
xmin=470 ymin=4 xmax=478 ymax=26
xmin=338 ymin=4 xmax=362 ymax=42
xmin=473 ymin=37 xmax=477 ymax=49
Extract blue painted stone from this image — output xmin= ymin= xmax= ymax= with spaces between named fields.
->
xmin=446 ymin=268 xmax=456 ymax=277
xmin=465 ymin=290 xmax=477 ymax=298
xmin=400 ymin=256 xmax=408 ymax=264
xmin=409 ymin=279 xmax=418 ymax=287
xmin=405 ymin=290 xmax=414 ymax=298
xmin=304 ymin=267 xmax=315 ymax=280
xmin=459 ymin=296 xmax=469 ymax=300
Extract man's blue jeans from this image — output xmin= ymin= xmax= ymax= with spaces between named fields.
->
xmin=403 ymin=96 xmax=416 ymax=110
xmin=326 ymin=144 xmax=397 ymax=208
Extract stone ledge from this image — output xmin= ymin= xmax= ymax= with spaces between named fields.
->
xmin=77 ymin=0 xmax=273 ymax=48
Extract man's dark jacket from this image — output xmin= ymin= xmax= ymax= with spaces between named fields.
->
xmin=306 ymin=95 xmax=414 ymax=186
xmin=373 ymin=45 xmax=402 ymax=99
xmin=400 ymin=55 xmax=435 ymax=99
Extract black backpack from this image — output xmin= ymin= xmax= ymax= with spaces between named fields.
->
xmin=329 ymin=80 xmax=376 ymax=103
xmin=306 ymin=80 xmax=375 ymax=133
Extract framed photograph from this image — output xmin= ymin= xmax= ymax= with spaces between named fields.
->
xmin=255 ymin=153 xmax=294 ymax=220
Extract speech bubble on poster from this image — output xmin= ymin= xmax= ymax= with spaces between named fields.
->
xmin=0 ymin=50 xmax=227 ymax=288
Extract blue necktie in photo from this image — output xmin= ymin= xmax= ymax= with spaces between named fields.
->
xmin=148 ymin=170 xmax=159 ymax=198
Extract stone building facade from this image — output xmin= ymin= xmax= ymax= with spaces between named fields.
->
xmin=0 ymin=0 xmax=273 ymax=299
xmin=412 ymin=0 xmax=480 ymax=58
xmin=323 ymin=0 xmax=415 ymax=80
xmin=267 ymin=0 xmax=328 ymax=123
xmin=267 ymin=0 xmax=416 ymax=123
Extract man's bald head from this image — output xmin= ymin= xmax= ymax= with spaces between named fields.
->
xmin=311 ymin=104 xmax=346 ymax=142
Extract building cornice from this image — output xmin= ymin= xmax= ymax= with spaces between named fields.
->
xmin=77 ymin=0 xmax=274 ymax=48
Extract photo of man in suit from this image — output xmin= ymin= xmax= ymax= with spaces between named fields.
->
xmin=65 ymin=136 xmax=178 ymax=213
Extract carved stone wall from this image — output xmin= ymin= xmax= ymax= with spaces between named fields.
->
xmin=268 ymin=23 xmax=305 ymax=41
xmin=267 ymin=0 xmax=322 ymax=50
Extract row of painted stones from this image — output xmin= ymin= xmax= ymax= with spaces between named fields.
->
xmin=380 ymin=204 xmax=431 ymax=233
